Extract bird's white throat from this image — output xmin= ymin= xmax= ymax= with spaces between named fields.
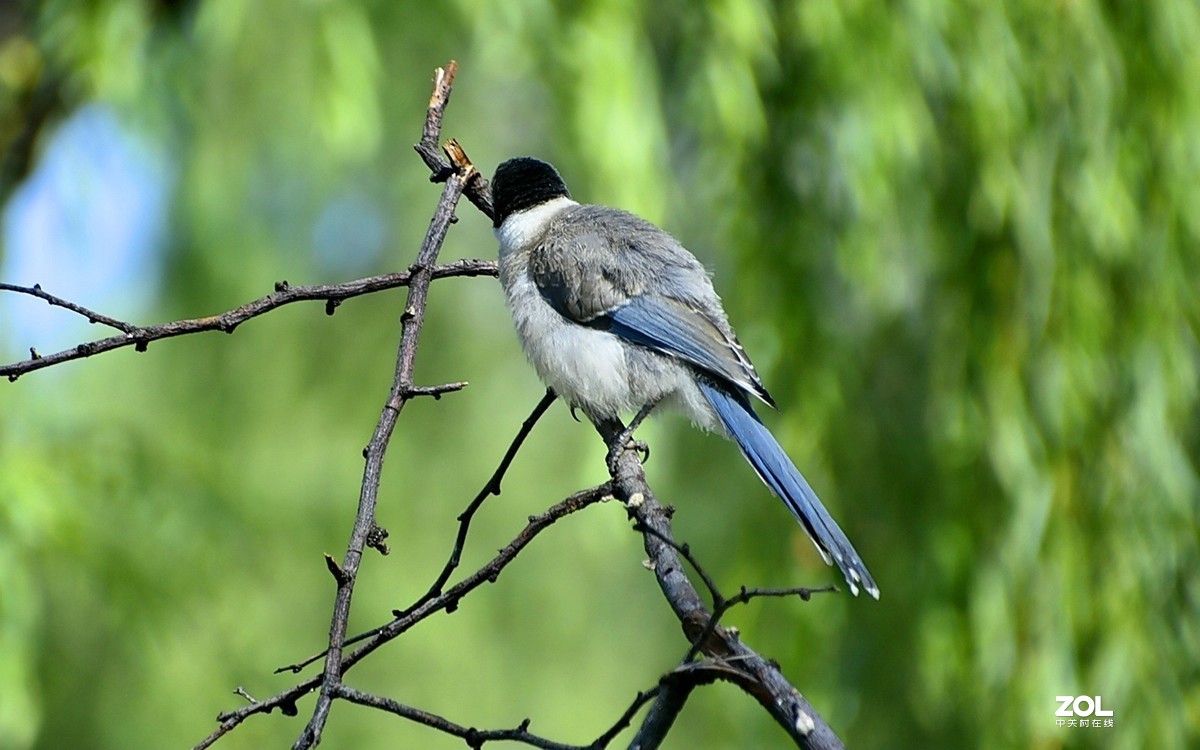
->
xmin=495 ymin=196 xmax=578 ymax=256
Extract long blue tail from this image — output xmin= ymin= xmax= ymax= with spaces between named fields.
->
xmin=699 ymin=380 xmax=879 ymax=599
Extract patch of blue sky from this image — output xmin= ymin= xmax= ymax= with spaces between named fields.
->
xmin=1 ymin=104 xmax=172 ymax=363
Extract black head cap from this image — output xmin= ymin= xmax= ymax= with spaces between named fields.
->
xmin=490 ymin=157 xmax=571 ymax=228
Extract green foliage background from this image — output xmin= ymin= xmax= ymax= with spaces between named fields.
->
xmin=2 ymin=1 xmax=1198 ymax=748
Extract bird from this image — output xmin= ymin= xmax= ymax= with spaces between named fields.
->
xmin=489 ymin=156 xmax=878 ymax=599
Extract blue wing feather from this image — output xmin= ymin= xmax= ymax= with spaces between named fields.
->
xmin=605 ymin=296 xmax=773 ymax=406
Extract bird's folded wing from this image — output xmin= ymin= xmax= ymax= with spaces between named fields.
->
xmin=528 ymin=209 xmax=773 ymax=406
xmin=605 ymin=296 xmax=773 ymax=406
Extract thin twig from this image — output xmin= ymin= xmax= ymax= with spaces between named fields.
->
xmin=632 ymin=521 xmax=836 ymax=663
xmin=0 ymin=281 xmax=137 ymax=332
xmin=0 ymin=259 xmax=497 ymax=381
xmin=396 ymin=388 xmax=558 ymax=618
xmin=406 ymin=381 xmax=469 ymax=398
xmin=333 ymin=682 xmax=659 ymax=750
xmin=413 ymin=61 xmax=459 ymax=175
xmin=633 ymin=522 xmax=724 ymax=608
xmin=681 ymin=582 xmax=839 ymax=665
xmin=353 ymin=484 xmax=612 ymax=661
xmin=334 ymin=685 xmax=577 ymax=750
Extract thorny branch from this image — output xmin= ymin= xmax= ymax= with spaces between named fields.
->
xmin=3 ymin=60 xmax=853 ymax=750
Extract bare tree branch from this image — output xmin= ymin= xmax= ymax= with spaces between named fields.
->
xmin=193 ymin=482 xmax=613 ymax=750
xmin=293 ymin=134 xmax=478 ymax=749
xmin=335 ymin=685 xmax=581 ymax=750
xmin=0 ymin=259 xmax=497 ymax=381
xmin=347 ymin=483 xmax=613 ymax=670
xmin=594 ymin=417 xmax=847 ymax=750
xmin=631 ymin=521 xmax=838 ymax=664
xmin=627 ymin=671 xmax=695 ymax=750
xmin=0 ymin=281 xmax=137 ymax=333
xmin=274 ymin=388 xmax=558 ymax=677
xmin=397 ymin=386 xmax=559 ymax=618
xmin=330 ymin=681 xmax=659 ymax=750
xmin=412 ymin=60 xmax=494 ymax=221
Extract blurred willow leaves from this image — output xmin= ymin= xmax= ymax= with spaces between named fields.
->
xmin=0 ymin=1 xmax=1196 ymax=749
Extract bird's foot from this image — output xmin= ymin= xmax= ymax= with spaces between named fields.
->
xmin=606 ymin=436 xmax=650 ymax=473
xmin=604 ymin=400 xmax=658 ymax=473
